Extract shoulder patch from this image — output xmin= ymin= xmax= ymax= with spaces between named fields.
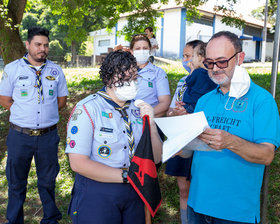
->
xmin=1 ymin=71 xmax=8 ymax=80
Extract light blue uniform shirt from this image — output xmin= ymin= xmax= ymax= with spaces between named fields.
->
xmin=170 ymin=76 xmax=187 ymax=108
xmin=188 ymin=81 xmax=280 ymax=223
xmin=136 ymin=62 xmax=170 ymax=107
xmin=0 ymin=58 xmax=68 ymax=129
xmin=65 ymin=93 xmax=143 ymax=169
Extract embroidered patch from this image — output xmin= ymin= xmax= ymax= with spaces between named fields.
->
xmin=66 ymin=137 xmax=71 ymax=144
xmin=98 ymin=133 xmax=114 ymax=138
xmin=19 ymin=76 xmax=28 ymax=80
xmin=71 ymin=126 xmax=78 ymax=134
xmin=71 ymin=109 xmax=83 ymax=121
xmin=97 ymin=145 xmax=111 ymax=158
xmin=69 ymin=140 xmax=76 ymax=148
xmin=148 ymin=81 xmax=153 ymax=88
xmin=131 ymin=109 xmax=141 ymax=118
xmin=100 ymin=127 xmax=113 ymax=133
xmin=46 ymin=76 xmax=56 ymax=81
xmin=136 ymin=118 xmax=143 ymax=124
xmin=102 ymin=111 xmax=113 ymax=118
xmin=49 ymin=89 xmax=54 ymax=96
xmin=1 ymin=71 xmax=8 ymax=80
xmin=51 ymin=68 xmax=59 ymax=77
xmin=21 ymin=90 xmax=28 ymax=96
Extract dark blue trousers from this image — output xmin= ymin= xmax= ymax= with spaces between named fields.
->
xmin=6 ymin=128 xmax=62 ymax=224
xmin=69 ymin=174 xmax=145 ymax=224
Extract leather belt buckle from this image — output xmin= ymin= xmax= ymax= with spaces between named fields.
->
xmin=30 ymin=130 xmax=40 ymax=136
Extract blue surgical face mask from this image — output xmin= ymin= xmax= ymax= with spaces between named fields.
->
xmin=182 ymin=59 xmax=192 ymax=73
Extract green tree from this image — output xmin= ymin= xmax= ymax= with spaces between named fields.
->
xmin=0 ymin=0 xmax=248 ymax=65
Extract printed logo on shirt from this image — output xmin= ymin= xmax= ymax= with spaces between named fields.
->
xmin=51 ymin=68 xmax=59 ymax=77
xmin=131 ymin=109 xmax=141 ymax=118
xmin=100 ymin=127 xmax=113 ymax=133
xmin=49 ymin=89 xmax=54 ymax=96
xmin=46 ymin=76 xmax=56 ymax=81
xmin=21 ymin=89 xmax=28 ymax=97
xmin=69 ymin=140 xmax=76 ymax=148
xmin=19 ymin=76 xmax=29 ymax=80
xmin=148 ymin=81 xmax=153 ymax=88
xmin=71 ymin=126 xmax=78 ymax=134
xmin=102 ymin=111 xmax=113 ymax=118
xmin=233 ymin=98 xmax=248 ymax=113
xmin=71 ymin=109 xmax=83 ymax=121
xmin=97 ymin=145 xmax=111 ymax=158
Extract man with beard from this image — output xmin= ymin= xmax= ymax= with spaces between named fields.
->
xmin=182 ymin=31 xmax=280 ymax=224
xmin=0 ymin=27 xmax=68 ymax=224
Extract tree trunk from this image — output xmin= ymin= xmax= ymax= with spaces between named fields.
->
xmin=0 ymin=26 xmax=26 ymax=64
xmin=71 ymin=41 xmax=77 ymax=67
xmin=0 ymin=0 xmax=27 ymax=64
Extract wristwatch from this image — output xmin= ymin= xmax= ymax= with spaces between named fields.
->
xmin=122 ymin=169 xmax=128 ymax=183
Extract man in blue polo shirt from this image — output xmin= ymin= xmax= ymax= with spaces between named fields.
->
xmin=0 ymin=27 xmax=68 ymax=224
xmin=185 ymin=31 xmax=280 ymax=223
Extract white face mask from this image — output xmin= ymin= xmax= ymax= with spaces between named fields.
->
xmin=133 ymin=50 xmax=150 ymax=65
xmin=115 ymin=80 xmax=138 ymax=101
xmin=229 ymin=65 xmax=251 ymax=99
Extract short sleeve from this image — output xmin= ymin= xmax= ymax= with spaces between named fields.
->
xmin=170 ymin=76 xmax=187 ymax=108
xmin=253 ymin=96 xmax=280 ymax=148
xmin=0 ymin=68 xmax=13 ymax=96
xmin=155 ymin=68 xmax=170 ymax=96
xmin=65 ymin=104 xmax=94 ymax=155
xmin=57 ymin=67 xmax=68 ymax=97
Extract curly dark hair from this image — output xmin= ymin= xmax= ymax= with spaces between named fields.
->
xmin=99 ymin=50 xmax=137 ymax=87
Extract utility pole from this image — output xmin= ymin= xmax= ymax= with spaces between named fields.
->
xmin=261 ymin=0 xmax=268 ymax=63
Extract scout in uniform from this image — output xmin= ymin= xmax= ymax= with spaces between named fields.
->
xmin=66 ymin=50 xmax=162 ymax=224
xmin=0 ymin=27 xmax=68 ymax=224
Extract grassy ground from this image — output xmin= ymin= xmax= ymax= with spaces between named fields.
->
xmin=0 ymin=64 xmax=279 ymax=223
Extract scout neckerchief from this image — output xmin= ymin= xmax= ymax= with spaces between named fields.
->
xmin=98 ymin=87 xmax=135 ymax=160
xmin=176 ymin=81 xmax=188 ymax=102
xmin=23 ymin=54 xmax=46 ymax=104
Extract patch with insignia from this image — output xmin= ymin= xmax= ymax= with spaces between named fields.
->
xmin=69 ymin=140 xmax=76 ymax=148
xmin=97 ymin=145 xmax=111 ymax=158
xmin=102 ymin=111 xmax=113 ymax=118
xmin=148 ymin=81 xmax=153 ymax=88
xmin=131 ymin=109 xmax=141 ymax=118
xmin=100 ymin=127 xmax=113 ymax=133
xmin=71 ymin=109 xmax=83 ymax=121
xmin=1 ymin=71 xmax=8 ymax=80
xmin=21 ymin=90 xmax=28 ymax=97
xmin=51 ymin=68 xmax=59 ymax=76
xmin=136 ymin=118 xmax=143 ymax=124
xmin=46 ymin=76 xmax=56 ymax=81
xmin=66 ymin=137 xmax=71 ymax=145
xmin=49 ymin=89 xmax=54 ymax=96
xmin=71 ymin=126 xmax=78 ymax=134
xmin=19 ymin=76 xmax=29 ymax=80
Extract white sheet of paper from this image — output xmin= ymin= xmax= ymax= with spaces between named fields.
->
xmin=154 ymin=111 xmax=212 ymax=163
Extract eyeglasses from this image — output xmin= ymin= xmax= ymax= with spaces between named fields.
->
xmin=203 ymin=51 xmax=241 ymax=69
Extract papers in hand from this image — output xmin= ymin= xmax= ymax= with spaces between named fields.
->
xmin=154 ymin=111 xmax=213 ymax=163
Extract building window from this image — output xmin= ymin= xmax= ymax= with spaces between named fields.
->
xmin=98 ymin=39 xmax=110 ymax=47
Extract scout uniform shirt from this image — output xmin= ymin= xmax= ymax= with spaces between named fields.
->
xmin=0 ymin=58 xmax=68 ymax=129
xmin=136 ymin=62 xmax=170 ymax=108
xmin=65 ymin=91 xmax=144 ymax=169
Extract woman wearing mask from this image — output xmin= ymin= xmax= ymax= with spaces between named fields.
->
xmin=66 ymin=51 xmax=162 ymax=224
xmin=165 ymin=40 xmax=205 ymax=224
xmin=130 ymin=34 xmax=171 ymax=118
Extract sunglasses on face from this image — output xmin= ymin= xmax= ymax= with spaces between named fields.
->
xmin=203 ymin=51 xmax=241 ymax=69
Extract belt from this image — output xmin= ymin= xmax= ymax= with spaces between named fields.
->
xmin=10 ymin=123 xmax=57 ymax=136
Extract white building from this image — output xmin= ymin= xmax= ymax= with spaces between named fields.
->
xmin=90 ymin=2 xmax=273 ymax=62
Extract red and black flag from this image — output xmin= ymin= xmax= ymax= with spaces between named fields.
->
xmin=128 ymin=115 xmax=162 ymax=217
